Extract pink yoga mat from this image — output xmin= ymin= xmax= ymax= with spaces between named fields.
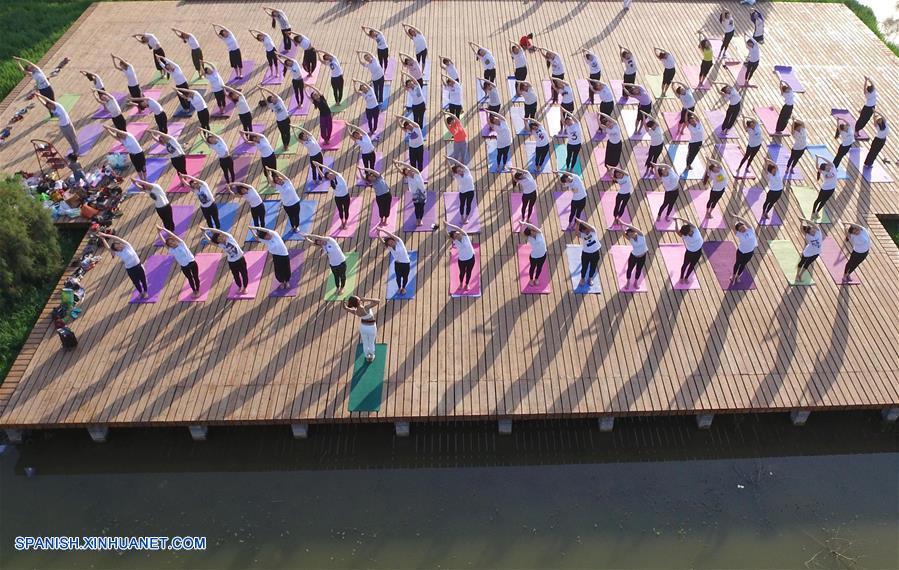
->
xmin=705 ymin=109 xmax=738 ymax=140
xmin=743 ymin=186 xmax=782 ymax=226
xmin=166 ymin=154 xmax=207 ymax=192
xmin=479 ymin=109 xmax=496 ymax=138
xmin=179 ymin=252 xmax=221 ymax=302
xmin=725 ymin=61 xmax=756 ymax=88
xmin=659 ymin=243 xmax=701 ymax=290
xmin=216 ymin=155 xmax=253 ymax=192
xmin=147 ymin=122 xmax=185 ymax=154
xmin=575 ymin=78 xmax=593 ymax=105
xmin=368 ymin=196 xmax=399 ymax=237
xmin=773 ymin=65 xmax=805 ymax=93
xmin=320 ymin=120 xmax=346 ymax=150
xmin=328 ymin=196 xmax=364 ymax=238
xmin=645 ymin=192 xmax=679 ymax=232
xmin=110 ymin=122 xmax=150 ymax=153
xmin=755 ymin=106 xmax=783 ymax=136
xmin=610 ymin=79 xmax=638 ymax=104
xmin=306 ymin=154 xmax=334 ymax=192
xmin=609 ymin=244 xmax=647 ymax=293
xmin=356 ymin=153 xmax=383 ymax=186
xmin=583 ymin=111 xmax=606 ymax=142
xmin=541 ymin=79 xmax=556 ymax=105
xmin=820 ymin=236 xmax=861 ymax=285
xmin=383 ymin=58 xmax=399 ymax=81
xmin=129 ymin=254 xmax=174 ymax=304
xmin=683 ymin=65 xmax=712 ymax=90
xmin=690 ymin=190 xmax=727 ymax=229
xmin=444 ymin=192 xmax=481 ymax=233
xmin=662 ymin=111 xmax=690 ymax=142
xmin=620 ymin=108 xmax=650 ymax=142
xmin=509 ymin=192 xmax=540 ymax=232
xmin=227 ymin=60 xmax=257 ymax=87
xmin=590 ymin=145 xmax=617 ymax=182
xmin=227 ymin=251 xmax=267 ymax=300
xmin=767 ymin=144 xmax=804 ymax=181
xmin=402 ymin=191 xmax=437 ymax=231
xmin=598 ymin=191 xmax=632 ymax=230
xmin=154 ymin=205 xmax=195 ymax=246
xmin=517 ymin=244 xmax=551 ymax=294
xmin=269 ymin=250 xmax=305 ymax=297
xmin=703 ymin=241 xmax=756 ymax=291
xmin=363 ymin=111 xmax=387 ymax=138
xmin=631 ymin=145 xmax=656 ymax=179
xmin=717 ymin=142 xmax=755 ymax=180
xmin=831 ymin=108 xmax=869 ymax=141
xmin=288 ymin=95 xmax=312 ymax=116
xmin=130 ymin=89 xmax=162 ymax=117
xmin=848 ymin=147 xmax=893 ymax=183
xmin=449 ymin=244 xmax=481 ymax=297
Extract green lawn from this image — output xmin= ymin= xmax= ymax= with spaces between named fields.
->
xmin=884 ymin=219 xmax=899 ymax=247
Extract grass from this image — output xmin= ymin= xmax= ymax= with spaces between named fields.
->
xmin=883 ymin=219 xmax=899 ymax=247
xmin=776 ymin=0 xmax=899 ymax=57
xmin=0 ymin=227 xmax=84 ymax=382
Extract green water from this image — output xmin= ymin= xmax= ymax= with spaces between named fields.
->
xmin=1 ymin=413 xmax=897 ymax=569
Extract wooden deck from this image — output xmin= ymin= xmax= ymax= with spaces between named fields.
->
xmin=2 ymin=1 xmax=899 ymax=429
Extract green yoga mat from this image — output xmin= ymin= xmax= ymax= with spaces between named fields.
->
xmin=326 ymin=93 xmax=352 ymax=113
xmin=189 ymin=72 xmax=209 ymax=86
xmin=554 ymin=143 xmax=583 ymax=176
xmin=52 ymin=93 xmax=81 ymax=117
xmin=645 ymin=74 xmax=674 ymax=99
xmin=769 ymin=239 xmax=815 ymax=285
xmin=348 ymin=343 xmax=388 ymax=412
xmin=324 ymin=252 xmax=359 ymax=301
xmin=274 ymin=135 xmax=300 ymax=155
xmin=258 ymin=157 xmax=291 ymax=194
xmin=792 ymin=186 xmax=832 ymax=224
xmin=146 ymin=73 xmax=168 ymax=87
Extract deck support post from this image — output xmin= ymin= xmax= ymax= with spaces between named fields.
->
xmin=4 ymin=429 xmax=23 ymax=444
xmin=290 ymin=423 xmax=309 ymax=439
xmin=87 ymin=425 xmax=108 ymax=442
xmin=394 ymin=421 xmax=410 ymax=437
xmin=598 ymin=417 xmax=615 ymax=432
xmin=881 ymin=408 xmax=899 ymax=422
xmin=498 ymin=419 xmax=513 ymax=435
xmin=188 ymin=425 xmax=208 ymax=441
xmin=790 ymin=410 xmax=811 ymax=426
xmin=695 ymin=414 xmax=714 ymax=430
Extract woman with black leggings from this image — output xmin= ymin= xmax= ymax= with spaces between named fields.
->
xmin=558 ymin=171 xmax=587 ymax=230
xmin=527 ymin=120 xmax=551 ymax=173
xmin=159 ymin=227 xmax=201 ymax=296
xmin=253 ymin=227 xmax=292 ymax=289
xmin=574 ymin=218 xmax=602 ymax=288
xmin=349 ymin=124 xmax=377 ymax=169
xmin=737 ymin=118 xmax=763 ymax=175
xmin=521 ymin=222 xmax=547 ymax=288
xmin=842 ymin=222 xmax=870 ymax=282
xmin=512 ymin=169 xmax=538 ymax=223
xmin=715 ymin=82 xmax=742 ymax=136
xmin=855 ymin=77 xmax=877 ymax=137
xmin=609 ymin=167 xmax=633 ymax=227
xmin=448 ymin=158 xmax=477 ymax=225
xmin=775 ymin=81 xmax=795 ymax=134
xmin=321 ymin=165 xmax=351 ymax=229
xmin=812 ymin=159 xmax=838 ymax=220
xmin=98 ymin=233 xmax=147 ymax=299
xmin=207 ymin=228 xmax=248 ymax=294
xmin=446 ymin=222 xmax=477 ymax=291
xmin=305 ymin=234 xmax=349 ymax=294
xmin=227 ymin=183 xmax=266 ymax=229
xmin=833 ymin=118 xmax=854 ymax=169
xmin=761 ymin=160 xmax=784 ymax=222
xmin=150 ymin=129 xmax=186 ymax=175
xmin=621 ymin=223 xmax=648 ymax=289
xmin=135 ymin=179 xmax=173 ymax=232
xmin=784 ymin=120 xmax=808 ymax=175
xmin=795 ymin=220 xmax=822 ymax=284
xmin=729 ymin=215 xmax=757 ymax=285
xmin=865 ymin=113 xmax=888 ymax=168
xmin=377 ymin=228 xmax=412 ymax=295
xmin=643 ymin=115 xmax=665 ymax=177
xmin=183 ymin=174 xmax=220 ymax=230
xmin=655 ymin=164 xmax=681 ymax=222
xmin=702 ymin=160 xmax=728 ymax=215
xmin=674 ymin=218 xmax=704 ymax=283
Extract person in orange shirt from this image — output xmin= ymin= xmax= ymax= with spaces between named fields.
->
xmin=444 ymin=110 xmax=469 ymax=164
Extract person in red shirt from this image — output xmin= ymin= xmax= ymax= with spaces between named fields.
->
xmin=519 ymin=33 xmax=536 ymax=53
xmin=444 ymin=111 xmax=469 ymax=164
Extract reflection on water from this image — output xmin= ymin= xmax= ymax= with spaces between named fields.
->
xmin=1 ymin=412 xmax=897 ymax=569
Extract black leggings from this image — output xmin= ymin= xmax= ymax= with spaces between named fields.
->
xmin=626 ymin=253 xmax=646 ymax=280
xmin=599 ymin=100 xmax=614 ymax=117
xmin=496 ymin=144 xmax=510 ymax=170
xmin=273 ymin=254 xmax=291 ymax=284
xmin=722 ymin=103 xmax=741 ymax=131
xmin=565 ymin=143 xmax=581 ymax=170
xmin=570 ymin=197 xmax=587 ymax=224
xmin=228 ymin=257 xmax=249 ymax=289
xmin=331 ymin=76 xmax=344 ymax=104
xmin=291 ymin=78 xmax=305 ymax=107
xmin=785 ymin=148 xmax=805 ymax=172
xmin=580 ymin=250 xmax=600 ymax=280
xmin=613 ymin=193 xmax=630 ymax=218
xmin=201 ymin=203 xmax=220 ymax=229
xmin=699 ymin=59 xmax=712 ymax=81
xmin=844 ymin=250 xmax=867 ymax=275
xmin=797 ymin=254 xmax=818 ymax=271
xmin=812 ymin=189 xmax=834 ymax=215
xmin=361 ymin=151 xmax=376 ymax=170
xmin=409 ymin=146 xmax=424 ymax=171
xmin=738 ymin=145 xmax=761 ymax=171
xmin=126 ymin=264 xmax=148 ymax=294
xmin=283 ymin=201 xmax=301 ymax=230
xmin=197 ymin=108 xmax=210 ymax=131
xmin=414 ymin=201 xmax=425 ymax=221
xmin=658 ymin=190 xmax=679 ymax=218
xmin=373 ymin=77 xmax=385 ymax=103
xmin=646 ymin=144 xmax=664 ymax=168
xmin=394 ymin=261 xmax=410 ymax=289
xmin=181 ymin=261 xmax=200 ymax=293
xmin=833 ymin=144 xmax=851 ymax=169
xmin=171 ymin=155 xmax=187 ymax=175
xmin=219 ymin=156 xmax=235 ymax=183
xmin=484 ymin=68 xmax=496 ymax=83
xmin=686 ymin=141 xmax=702 ymax=168
xmin=706 ymin=189 xmax=724 ymax=210
xmin=534 ymin=145 xmax=550 ymax=170
xmin=529 ymin=255 xmax=546 ymax=280
xmin=416 ymin=49 xmax=427 ymax=69
xmin=459 ymin=191 xmax=475 ymax=217
xmin=175 ymin=82 xmax=191 ymax=110
xmin=156 ymin=204 xmax=174 ymax=232
xmin=733 ymin=250 xmax=753 ymax=278
xmin=302 ymin=48 xmax=317 ymax=75
xmin=154 ymin=112 xmax=168 ymax=134
xmin=447 ymin=103 xmax=462 ymax=117
xmin=524 ymin=102 xmax=537 ymax=119
xmin=458 ymin=257 xmax=475 ymax=286
xmin=605 ymin=141 xmax=622 ymax=167
xmin=331 ymin=261 xmax=347 ymax=289
xmin=721 ymin=31 xmax=734 ymax=55
xmin=681 ymin=249 xmax=702 ymax=280
xmin=377 ymin=47 xmax=389 ymax=70
xmin=250 ymin=203 xmax=266 ymax=227
xmin=855 ymin=105 xmax=874 ymax=133
xmin=277 ymin=118 xmax=291 ymax=148
xmin=111 ymin=114 xmax=126 ymax=131
xmin=744 ymin=60 xmax=759 ymax=83
xmin=515 ymin=67 xmax=527 ymax=81
xmin=335 ymin=195 xmax=351 ymax=221
xmin=865 ymin=137 xmax=885 ymax=167
xmin=375 ymin=193 xmax=392 ymax=219
xmin=309 ymin=152 xmax=324 ymax=181
xmin=238 ymin=111 xmax=253 ymax=133
xmin=411 ymin=103 xmax=426 ymax=131
xmin=776 ymin=104 xmax=793 ymax=133
xmin=520 ymin=192 xmax=537 ymax=220
xmin=761 ymin=190 xmax=781 ymax=217
xmin=366 ymin=107 xmax=380 ymax=133
xmin=266 ymin=49 xmax=277 ymax=71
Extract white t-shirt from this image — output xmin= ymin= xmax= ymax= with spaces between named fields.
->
xmin=373 ymin=32 xmax=388 ymax=50
xmin=581 ymin=230 xmax=601 ymax=253
xmin=366 ymin=60 xmax=384 ymax=81
xmin=146 ymin=97 xmax=164 ymax=115
xmin=630 ymin=234 xmax=648 ymax=257
xmin=528 ymin=233 xmax=547 ymax=258
xmin=688 ymin=122 xmax=705 ymax=143
xmin=122 ymin=133 xmax=142 ymax=154
xmin=622 ymin=56 xmax=637 ymax=75
xmin=792 ymin=127 xmax=807 ymax=150
xmin=709 ymin=169 xmax=728 ymax=192
xmin=585 ymin=54 xmax=602 ymax=75
xmin=193 ymin=182 xmax=214 ymax=208
xmin=802 ymin=229 xmax=822 ymax=257
xmin=407 ymin=85 xmax=425 ymax=106
xmin=517 ymin=173 xmax=537 ymax=194
xmin=512 ymin=49 xmax=527 ymax=69
xmin=254 ymin=135 xmax=274 ymax=157
xmin=747 ymin=123 xmax=763 ymax=147
xmin=190 ymin=91 xmax=207 ymax=112
xmin=330 ymin=174 xmax=348 ymax=197
xmin=276 ymin=179 xmax=300 ymax=206
xmin=563 ymin=122 xmax=583 ymax=145
xmin=726 ymin=89 xmax=741 ymax=106
xmin=391 ymin=238 xmax=411 ymax=263
xmin=550 ymin=55 xmax=565 ymax=76
xmin=362 ymin=88 xmax=379 ymax=109
xmin=210 ymin=139 xmax=229 ymax=158
xmin=767 ymin=169 xmax=783 ymax=192
xmin=262 ymin=232 xmax=288 ymax=256
xmin=648 ymin=124 xmax=664 ymax=146
xmin=186 ymin=34 xmax=200 ymax=50
xmin=104 ymin=97 xmax=122 ymax=117
xmin=820 ymin=167 xmax=837 ymax=191
xmin=494 ymin=122 xmax=512 ymax=147
xmin=123 ymin=64 xmax=139 ymax=87
xmin=32 ymin=68 xmax=50 ymax=89
xmin=412 ymin=33 xmax=427 ymax=54
xmin=455 ymin=234 xmax=475 ymax=261
xmin=328 ymin=58 xmax=343 ymax=78
xmin=406 ymin=125 xmax=423 ymax=148
xmin=115 ymin=243 xmax=141 ymax=269
xmin=261 ymin=33 xmax=276 ymax=52
xmin=662 ymin=53 xmax=676 ymax=70
xmin=479 ymin=50 xmax=496 ymax=70
xmin=605 ymin=123 xmax=622 ymax=144
xmin=223 ymin=33 xmax=239 ymax=51
xmin=303 ymin=138 xmax=322 ymax=155
xmin=445 ymin=83 xmax=463 ymax=106
xmin=682 ymin=228 xmax=704 ymax=252
xmin=242 ymin=186 xmax=263 ymax=208
xmin=865 ymin=88 xmax=877 ymax=107
xmin=566 ymin=175 xmax=587 ymax=200
xmin=678 ymin=89 xmax=696 ymax=109
xmin=324 ymin=238 xmax=346 ymax=266
xmin=169 ymin=63 xmax=187 ymax=85
xmin=207 ymin=69 xmax=224 ymax=92
xmin=147 ymin=184 xmax=168 ymax=208
xmin=355 ymin=133 xmax=375 ymax=154
xmin=52 ymin=104 xmax=71 ymax=127
xmin=215 ymin=234 xmax=244 ymax=262
xmin=838 ymin=128 xmax=855 ymax=147
xmin=531 ymin=124 xmax=549 ymax=148
xmin=617 ymin=174 xmax=633 ymax=195
xmin=455 ymin=167 xmax=475 ymax=193
xmin=171 ymin=242 xmax=195 ymax=266
xmin=521 ymin=86 xmax=538 ymax=105
xmin=849 ymin=229 xmax=870 ymax=253
xmin=736 ymin=228 xmax=757 ymax=254
xmin=662 ymin=170 xmax=680 ymax=192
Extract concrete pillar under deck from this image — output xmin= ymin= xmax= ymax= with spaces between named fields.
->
xmin=790 ymin=410 xmax=811 ymax=426
xmin=188 ymin=425 xmax=208 ymax=441
xmin=598 ymin=417 xmax=615 ymax=432
xmin=5 ymin=429 xmax=23 ymax=444
xmin=695 ymin=414 xmax=714 ymax=430
xmin=498 ymin=419 xmax=513 ymax=435
xmin=291 ymin=423 xmax=309 ymax=439
xmin=882 ymin=408 xmax=899 ymax=422
xmin=394 ymin=421 xmax=410 ymax=437
xmin=87 ymin=425 xmax=108 ymax=442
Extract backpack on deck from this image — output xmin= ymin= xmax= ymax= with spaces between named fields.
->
xmin=56 ymin=327 xmax=78 ymax=350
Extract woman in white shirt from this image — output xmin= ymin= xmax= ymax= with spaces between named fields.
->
xmin=104 ymin=125 xmax=147 ymax=179
xmin=761 ymin=159 xmax=784 ymax=221
xmin=262 ymin=7 xmax=292 ymax=52
xmin=111 ymin=54 xmax=142 ymax=99
xmin=526 ymin=119 xmax=551 ymax=173
xmin=202 ymin=130 xmax=235 ymax=183
xmin=719 ymin=10 xmax=735 ymax=58
xmin=250 ymin=29 xmax=278 ymax=76
xmin=344 ymin=296 xmax=380 ymax=363
xmin=642 ymin=114 xmax=665 ymax=176
xmin=812 ymin=159 xmax=838 ymax=220
xmin=832 ymin=118 xmax=854 ymax=169
xmin=795 ymin=219 xmax=822 ymax=283
xmin=446 ymin=221 xmax=477 ymax=291
xmin=609 ymin=166 xmax=633 ymax=226
xmin=305 ymin=233 xmax=349 ymax=293
xmin=653 ymin=47 xmax=677 ymax=96
xmin=252 ymin=227 xmax=292 ymax=288
xmin=855 ymin=77 xmax=877 ymax=137
xmin=864 ymin=113 xmax=888 ymax=168
xmin=224 ymin=85 xmax=252 ymax=133
xmin=775 ymin=81 xmax=795 ymax=134
xmin=289 ymin=32 xmax=317 ymax=76
xmin=134 ymin=179 xmax=173 ymax=231
xmin=510 ymin=168 xmax=538 ymax=223
xmin=213 ymin=24 xmax=243 ymax=79
xmin=728 ymin=214 xmax=757 ymax=285
xmin=558 ymin=171 xmax=588 ymax=230
xmin=399 ymin=118 xmax=425 ymax=171
xmin=362 ymin=26 xmax=390 ymax=69
xmin=580 ymin=48 xmax=603 ymax=81
xmin=93 ymin=89 xmax=126 ymax=131
xmin=13 ymin=57 xmax=54 ymax=101
xmin=259 ymin=87 xmax=292 ymax=148
xmin=404 ymin=77 xmax=427 ymax=128
xmin=175 ymin=87 xmax=211 ymax=131
xmin=131 ymin=94 xmax=168 ymax=133
xmin=156 ymin=56 xmax=191 ymax=111
xmin=596 ymin=113 xmax=622 ymax=167
xmin=737 ymin=118 xmax=764 ymax=174
xmin=654 ymin=164 xmax=680 ymax=221
xmin=182 ymin=174 xmax=220 ymax=229
xmin=80 ymin=70 xmax=105 ymax=92
xmin=619 ymin=47 xmax=637 ymax=84
xmin=469 ymin=42 xmax=497 ymax=84
xmin=560 ymin=112 xmax=583 ymax=171
xmin=205 ymin=228 xmax=248 ymax=293
xmin=132 ymin=33 xmax=167 ymax=77
xmin=674 ymin=217 xmax=704 ymax=283
xmin=149 ymin=129 xmax=186 ymax=174
xmin=510 ymin=43 xmax=528 ymax=81
xmin=716 ymin=83 xmax=742 ymax=136
xmin=98 ymin=233 xmax=147 ymax=298
xmin=319 ymin=50 xmax=344 ymax=104
xmin=447 ymin=158 xmax=476 ymax=224
xmin=520 ymin=222 xmax=548 ymax=287
xmin=574 ymin=218 xmax=602 ymax=288
xmin=226 ymin=182 xmax=266 ymax=228
xmin=486 ymin=111 xmax=512 ymax=172
xmin=743 ymin=37 xmax=761 ymax=84
xmin=241 ymin=131 xmax=276 ymax=183
xmin=200 ymin=61 xmax=226 ymax=114
xmin=842 ymin=222 xmax=870 ymax=281
xmin=158 ymin=226 xmax=201 ymax=296
xmin=516 ymin=80 xmax=538 ymax=120
xmin=702 ymin=160 xmax=728 ymax=215
xmin=295 ymin=127 xmax=324 ymax=182
xmin=172 ymin=28 xmax=203 ymax=75
xmin=377 ymin=228 xmax=412 ymax=295
xmin=784 ymin=119 xmax=807 ymax=175
xmin=684 ymin=111 xmax=705 ymax=171
xmin=36 ymin=94 xmax=79 ymax=156
xmin=321 ymin=164 xmax=351 ymax=228
xmin=347 ymin=124 xmax=377 ymax=171
xmin=268 ymin=168 xmax=302 ymax=232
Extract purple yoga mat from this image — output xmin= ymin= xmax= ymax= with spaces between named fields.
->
xmin=598 ymin=191 xmax=631 ymax=230
xmin=645 ymin=192 xmax=679 ymax=232
xmin=773 ymin=65 xmax=805 ymax=93
xmin=227 ymin=251 xmax=267 ymax=300
xmin=743 ymin=186 xmax=782 ymax=226
xmin=725 ymin=61 xmax=756 ymax=88
xmin=717 ymin=142 xmax=755 ymax=180
xmin=449 ymin=244 xmax=481 ymax=297
xmin=216 ymin=155 xmax=253 ymax=192
xmin=609 ymin=244 xmax=647 ymax=293
xmin=154 ymin=205 xmax=195 ymax=246
xmin=383 ymin=58 xmax=399 ymax=81
xmin=575 ymin=79 xmax=592 ymax=105
xmin=110 ymin=123 xmax=151 ymax=153
xmin=659 ymin=243 xmax=701 ymax=290
xmin=210 ymin=97 xmax=236 ymax=118
xmin=509 ymin=192 xmax=540 ymax=232
xmin=269 ymin=250 xmax=304 ymax=297
xmin=479 ymin=109 xmax=496 ymax=138
xmin=288 ymin=95 xmax=312 ymax=116
xmin=767 ymin=144 xmax=804 ymax=181
xmin=92 ymin=92 xmax=127 ymax=119
xmin=179 ymin=253 xmax=221 ymax=302
xmin=130 ymin=88 xmax=163 ymax=117
xmin=683 ymin=65 xmax=712 ymax=90
xmin=819 ymin=236 xmax=861 ymax=285
xmin=848 ymin=147 xmax=893 ymax=183
xmin=589 ymin=145 xmax=616 ymax=182
xmin=705 ymin=109 xmax=738 ymax=140
xmin=444 ymin=192 xmax=481 ymax=233
xmin=227 ymin=60 xmax=256 ymax=87
xmin=129 ymin=254 xmax=174 ymax=304
xmin=620 ymin=108 xmax=650 ymax=142
xmin=306 ymin=154 xmax=335 ymax=192
xmin=690 ymin=190 xmax=727 ymax=229
xmin=402 ymin=191 xmax=437 ymax=231
xmin=320 ymin=120 xmax=346 ymax=151
xmin=76 ymin=123 xmax=105 ymax=154
xmin=261 ymin=66 xmax=284 ymax=86
xmin=662 ymin=111 xmax=690 ymax=142
xmin=703 ymin=241 xmax=756 ymax=291
xmin=328 ymin=196 xmax=364 ymax=238
xmin=368 ymin=195 xmax=399 ymax=237
xmin=831 ymin=108 xmax=869 ymax=141
xmin=610 ymin=79 xmax=638 ymax=104
xmin=147 ymin=122 xmax=185 ymax=154
xmin=583 ymin=111 xmax=606 ymax=142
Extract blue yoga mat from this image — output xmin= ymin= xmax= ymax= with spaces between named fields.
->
xmin=386 ymin=251 xmax=418 ymax=300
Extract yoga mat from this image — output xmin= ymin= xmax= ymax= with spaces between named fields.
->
xmin=583 ymin=111 xmax=606 ymax=142
xmin=590 ymin=145 xmax=617 ymax=182
xmin=509 ymin=192 xmax=541 ymax=232
xmin=444 ymin=192 xmax=481 ymax=233
xmin=227 ymin=60 xmax=256 ymax=87
xmin=179 ymin=252 xmax=221 ymax=302
xmin=575 ymin=78 xmax=594 ymax=104
xmin=449 ymin=244 xmax=481 ymax=297
xmin=128 ymin=254 xmax=174 ymax=304
xmin=348 ymin=343 xmax=387 ymax=412
xmin=703 ymin=241 xmax=756 ymax=291
xmin=187 ymin=122 xmax=225 ymax=154
xmin=792 ymin=186 xmax=832 ymax=224
xmin=324 ymin=251 xmax=359 ymax=301
xmin=683 ymin=65 xmax=712 ymax=90
xmin=128 ymin=158 xmax=169 ymax=192
xmin=743 ymin=186 xmax=782 ymax=226
xmin=368 ymin=195 xmax=399 ymax=237
xmin=767 ymin=144 xmax=803 ymax=180
xmin=717 ymin=142 xmax=755 ymax=180
xmin=360 ymin=111 xmax=387 ymax=139
xmin=189 ymin=72 xmax=209 ymax=86
xmin=540 ymin=79 xmax=558 ymax=105
xmin=485 ymin=138 xmax=511 ymax=173
xmin=599 ymin=191 xmax=632 ymax=230
xmin=261 ymin=67 xmax=284 ymax=86
xmin=755 ymin=105 xmax=783 ymax=136
xmin=524 ymin=141 xmax=550 ymax=175
xmin=402 ymin=191 xmax=437 ymax=231
xmin=479 ymin=109 xmax=497 ymax=138
xmin=645 ymin=74 xmax=674 ymax=99
xmin=257 ymin=157 xmax=291 ymax=194
xmin=631 ymin=144 xmax=656 ymax=179
xmin=659 ymin=243 xmax=701 ymax=290
xmin=553 ymin=192 xmax=575 ymax=230
xmin=668 ymin=143 xmax=705 ymax=179
xmin=564 ymin=244 xmax=602 ymax=294
xmin=773 ymin=65 xmax=805 ymax=93
xmin=269 ymin=250 xmax=304 ymax=297
xmin=306 ymin=154 xmax=335 ymax=192
xmin=326 ymin=88 xmax=352 ymax=113
xmin=807 ymin=145 xmax=848 ymax=180
xmin=705 ymin=108 xmax=738 ymax=140
xmin=383 ymin=57 xmax=399 ymax=81
xmin=831 ymin=108 xmax=869 ymax=141
xmin=76 ymin=123 xmax=105 ymax=154
xmin=610 ymin=79 xmax=638 ymax=104
xmin=147 ymin=122 xmax=185 ymax=154
xmin=214 ymin=155 xmax=253 ymax=192
xmin=769 ymin=239 xmax=814 ymax=285
xmin=609 ymin=245 xmax=647 ymax=293
xmin=144 ymin=72 xmax=167 ymax=88
xmin=110 ymin=122 xmax=150 ymax=153
xmin=328 ymin=196 xmax=364 ymax=238
xmin=226 ymin=250 xmax=267 ymax=300
xmin=210 ymin=98 xmax=236 ymax=119
xmin=91 ymin=92 xmax=126 ymax=119
xmin=245 ymin=201 xmax=281 ymax=242
xmin=620 ymin=107 xmax=650 ymax=141
xmin=554 ymin=143 xmax=582 ymax=175
xmin=386 ymin=250 xmax=418 ymax=300
xmin=287 ymin=95 xmax=312 ymax=116
xmin=545 ymin=105 xmax=561 ymax=137
xmin=282 ymin=200 xmax=317 ymax=240
xmin=130 ymin=89 xmax=162 ymax=117
xmin=517 ymin=244 xmax=551 ymax=294
xmin=405 ymin=148 xmax=431 ymax=182
xmin=166 ymin=154 xmax=207 ymax=192
xmin=645 ymin=192 xmax=679 ymax=231
xmin=303 ymin=64 xmax=322 ymax=85
xmin=52 ymin=93 xmax=81 ymax=116
xmin=273 ymin=134 xmax=300 ymax=155
xmin=154 ymin=205 xmax=195 ymax=246
xmin=848 ymin=147 xmax=893 ymax=183
xmin=506 ymin=77 xmax=522 ymax=100
xmin=725 ymin=61 xmax=756 ymax=88
xmin=690 ymin=190 xmax=727 ymax=229
xmin=820 ymin=236 xmax=861 ymax=285
xmin=356 ymin=153 xmax=384 ymax=187
xmin=232 ymin=124 xmax=266 ymax=155
xmin=378 ymin=82 xmax=393 ymax=111
xmin=319 ymin=120 xmax=346 ymax=150
xmin=661 ymin=111 xmax=690 ymax=142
